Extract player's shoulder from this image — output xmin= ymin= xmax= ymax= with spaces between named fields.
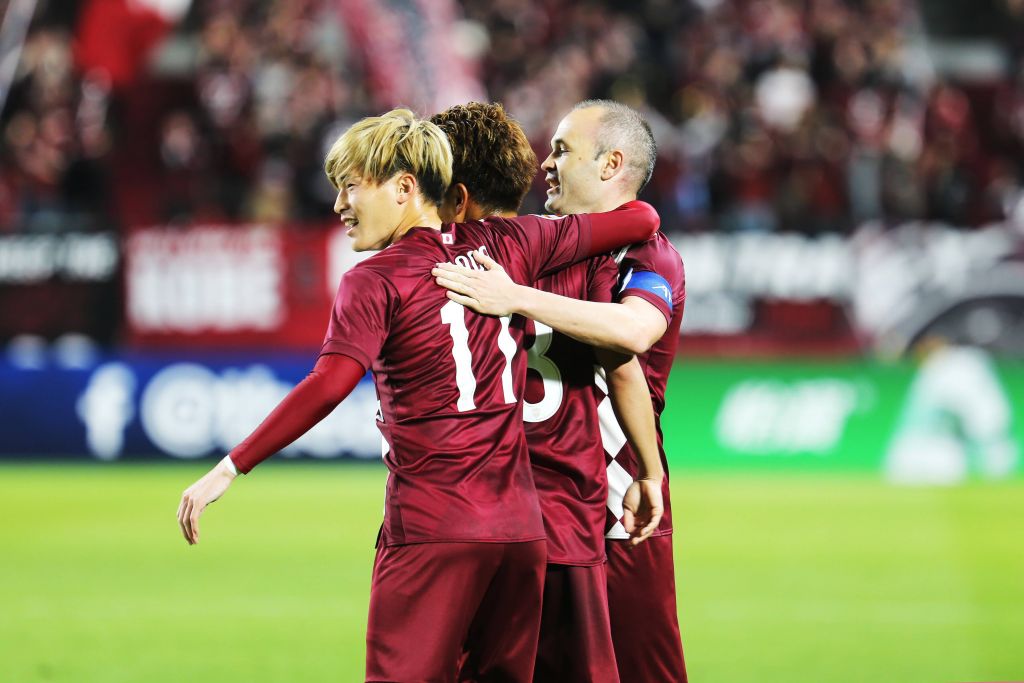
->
xmin=475 ymin=214 xmax=525 ymax=238
xmin=345 ymin=240 xmax=434 ymax=297
xmin=625 ymin=232 xmax=684 ymax=279
xmin=369 ymin=229 xmax=447 ymax=268
xmin=585 ymin=251 xmax=618 ymax=279
xmin=626 ymin=231 xmax=682 ymax=261
xmin=341 ymin=257 xmax=397 ymax=296
xmin=483 ymin=213 xmax=572 ymax=234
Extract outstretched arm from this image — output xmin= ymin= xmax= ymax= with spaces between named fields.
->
xmin=433 ymin=251 xmax=667 ymax=355
xmin=176 ymin=353 xmax=365 ymax=545
xmin=599 ymin=350 xmax=664 ymax=545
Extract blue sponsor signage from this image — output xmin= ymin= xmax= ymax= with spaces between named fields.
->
xmin=0 ymin=351 xmax=380 ymax=461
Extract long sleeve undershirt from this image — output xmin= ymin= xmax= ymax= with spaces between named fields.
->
xmin=229 ymin=353 xmax=365 ymax=474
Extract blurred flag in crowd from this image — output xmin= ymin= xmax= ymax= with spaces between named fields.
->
xmin=335 ymin=0 xmax=485 ymax=113
xmin=75 ymin=0 xmax=192 ymax=87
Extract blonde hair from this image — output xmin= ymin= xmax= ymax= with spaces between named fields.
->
xmin=324 ymin=108 xmax=453 ymax=206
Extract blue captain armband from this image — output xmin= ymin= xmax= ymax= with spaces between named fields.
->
xmin=618 ymin=269 xmax=673 ymax=310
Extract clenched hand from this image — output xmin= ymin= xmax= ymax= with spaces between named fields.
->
xmin=621 ymin=478 xmax=664 ymax=546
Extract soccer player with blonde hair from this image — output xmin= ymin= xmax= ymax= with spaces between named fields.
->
xmin=177 ymin=107 xmax=662 ymax=682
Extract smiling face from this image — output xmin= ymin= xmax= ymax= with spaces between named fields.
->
xmin=323 ymin=109 xmax=453 ymax=251
xmin=333 ymin=173 xmax=406 ymax=252
xmin=540 ymin=107 xmax=610 ymax=215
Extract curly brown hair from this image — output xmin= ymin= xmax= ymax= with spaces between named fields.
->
xmin=430 ymin=102 xmax=538 ymax=214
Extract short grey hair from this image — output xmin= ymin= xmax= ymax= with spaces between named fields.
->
xmin=572 ymin=99 xmax=657 ymax=194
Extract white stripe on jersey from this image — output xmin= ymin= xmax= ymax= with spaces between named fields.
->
xmin=596 ymin=365 xmax=634 ymax=540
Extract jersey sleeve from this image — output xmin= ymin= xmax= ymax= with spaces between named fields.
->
xmin=320 ymin=267 xmax=398 ymax=370
xmin=508 ymin=201 xmax=660 ymax=282
xmin=508 ymin=213 xmax=592 ymax=282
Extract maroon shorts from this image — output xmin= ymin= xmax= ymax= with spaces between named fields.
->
xmin=606 ymin=536 xmax=687 ymax=683
xmin=365 ymin=539 xmax=546 ymax=683
xmin=534 ymin=563 xmax=619 ymax=683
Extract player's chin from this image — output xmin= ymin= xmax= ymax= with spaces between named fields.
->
xmin=543 ymin=194 xmax=563 ymax=214
xmin=350 ymin=234 xmax=371 ymax=252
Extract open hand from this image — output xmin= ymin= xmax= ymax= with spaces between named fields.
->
xmin=177 ymin=458 xmax=237 ymax=545
xmin=431 ymin=251 xmax=520 ymax=317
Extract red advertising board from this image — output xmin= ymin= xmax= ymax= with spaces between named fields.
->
xmin=124 ymin=224 xmax=369 ymax=350
xmin=122 ymin=222 xmax=1024 ymax=356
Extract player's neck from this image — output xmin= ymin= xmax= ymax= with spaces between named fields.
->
xmin=462 ymin=198 xmax=516 ymax=221
xmin=461 ymin=210 xmax=515 ymax=221
xmin=587 ymin=192 xmax=638 ymax=214
xmin=392 ymin=205 xmax=442 ymax=243
xmin=559 ymin=189 xmax=638 ymax=216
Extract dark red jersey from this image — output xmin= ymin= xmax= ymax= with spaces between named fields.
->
xmin=601 ymin=232 xmax=685 ymax=539
xmin=524 ymin=255 xmax=619 ymax=565
xmin=322 ymin=213 xmax=622 ymax=547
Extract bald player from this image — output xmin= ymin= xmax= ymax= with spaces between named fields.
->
xmin=434 ymin=100 xmax=688 ymax=682
xmin=177 ymin=107 xmax=663 ymax=683
xmin=430 ymin=102 xmax=665 ymax=683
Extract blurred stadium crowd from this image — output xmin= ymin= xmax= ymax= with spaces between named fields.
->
xmin=2 ymin=0 xmax=1022 ymax=478
xmin=3 ymin=0 xmax=1024 ymax=237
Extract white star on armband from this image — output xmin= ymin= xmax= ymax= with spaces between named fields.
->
xmin=220 ymin=454 xmax=239 ymax=476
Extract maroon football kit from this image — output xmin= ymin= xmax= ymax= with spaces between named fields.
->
xmin=525 ymin=255 xmax=619 ymax=566
xmin=229 ymin=201 xmax=660 ymax=683
xmin=533 ymin=562 xmax=617 ymax=683
xmin=322 ymin=209 xmax=655 ymax=549
xmin=606 ymin=536 xmax=685 ymax=682
xmin=525 ymin=255 xmax=621 ymax=683
xmin=369 ymin=540 xmax=546 ymax=683
xmin=600 ymin=231 xmax=688 ymax=683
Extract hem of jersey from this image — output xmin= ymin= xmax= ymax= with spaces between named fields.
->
xmin=319 ymin=342 xmax=372 ymax=372
xmin=605 ymin=527 xmax=673 ymax=541
xmin=379 ymin=534 xmax=548 ymax=547
xmin=618 ymin=287 xmax=672 ymax=325
xmin=546 ymin=557 xmax=607 ymax=567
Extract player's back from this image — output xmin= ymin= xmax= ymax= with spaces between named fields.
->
xmin=340 ymin=215 xmax=593 ymax=546
xmin=524 ymin=255 xmax=618 ymax=565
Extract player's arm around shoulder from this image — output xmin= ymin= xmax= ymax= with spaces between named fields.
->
xmin=432 ymin=251 xmax=667 ymax=355
xmin=431 ymin=249 xmax=524 ymax=317
xmin=177 ymin=455 xmax=238 ymax=545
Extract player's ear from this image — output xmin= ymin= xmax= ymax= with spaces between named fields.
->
xmin=600 ymin=150 xmax=625 ymax=181
xmin=453 ymin=183 xmax=469 ymax=212
xmin=395 ymin=173 xmax=418 ymax=204
xmin=453 ymin=183 xmax=470 ymax=222
xmin=439 ymin=183 xmax=469 ymax=222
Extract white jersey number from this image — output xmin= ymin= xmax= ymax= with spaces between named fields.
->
xmin=523 ymin=321 xmax=563 ymax=423
xmin=440 ymin=300 xmax=516 ymax=412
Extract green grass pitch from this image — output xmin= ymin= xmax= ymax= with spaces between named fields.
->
xmin=1 ymin=462 xmax=1022 ymax=682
